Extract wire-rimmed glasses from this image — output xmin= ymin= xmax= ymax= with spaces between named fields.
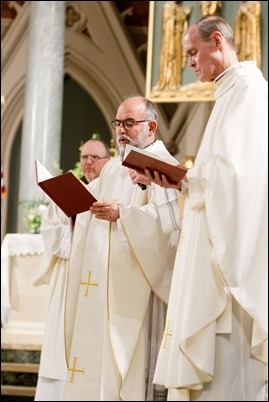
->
xmin=80 ymin=155 xmax=109 ymax=163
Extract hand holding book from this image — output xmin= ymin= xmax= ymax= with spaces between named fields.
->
xmin=144 ymin=168 xmax=186 ymax=190
xmin=122 ymin=144 xmax=188 ymax=187
xmin=128 ymin=168 xmax=152 ymax=190
xmin=35 ymin=161 xmax=97 ymax=217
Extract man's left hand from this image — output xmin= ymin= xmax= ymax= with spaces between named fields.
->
xmin=90 ymin=200 xmax=119 ymax=222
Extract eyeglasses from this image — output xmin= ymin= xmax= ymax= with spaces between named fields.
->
xmin=80 ymin=155 xmax=108 ymax=163
xmin=111 ymin=119 xmax=150 ymax=130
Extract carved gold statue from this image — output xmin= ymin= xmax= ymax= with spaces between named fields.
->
xmin=154 ymin=1 xmax=191 ymax=91
xmin=234 ymin=1 xmax=261 ymax=68
xmin=200 ymin=1 xmax=222 ymax=16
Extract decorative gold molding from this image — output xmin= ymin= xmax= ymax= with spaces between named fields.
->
xmin=149 ymin=81 xmax=217 ymax=103
xmin=65 ymin=1 xmax=88 ymax=34
xmin=146 ymin=1 xmax=216 ymax=103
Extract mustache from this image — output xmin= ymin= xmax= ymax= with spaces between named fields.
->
xmin=118 ymin=134 xmax=132 ymax=143
xmin=118 ymin=135 xmax=133 ymax=161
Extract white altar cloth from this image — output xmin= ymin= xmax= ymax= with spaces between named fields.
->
xmin=1 ymin=233 xmax=45 ymax=327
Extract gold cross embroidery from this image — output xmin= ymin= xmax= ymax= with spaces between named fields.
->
xmin=68 ymin=356 xmax=85 ymax=383
xmin=161 ymin=319 xmax=173 ymax=349
xmin=81 ymin=270 xmax=98 ymax=297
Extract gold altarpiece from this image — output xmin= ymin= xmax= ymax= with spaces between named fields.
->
xmin=146 ymin=1 xmax=262 ymax=103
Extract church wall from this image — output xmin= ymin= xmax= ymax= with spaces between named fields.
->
xmin=1 ymin=1 xmax=146 ymax=236
xmin=1 ymin=1 xmax=268 ymax=237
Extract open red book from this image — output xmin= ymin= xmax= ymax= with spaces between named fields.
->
xmin=122 ymin=144 xmax=188 ymax=184
xmin=35 ymin=161 xmax=97 ymax=217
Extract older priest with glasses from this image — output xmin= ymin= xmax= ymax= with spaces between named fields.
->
xmin=62 ymin=95 xmax=181 ymax=401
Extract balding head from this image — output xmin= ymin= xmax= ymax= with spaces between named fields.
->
xmin=80 ymin=139 xmax=110 ymax=183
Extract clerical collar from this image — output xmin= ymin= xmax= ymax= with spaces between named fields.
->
xmin=214 ymin=71 xmax=227 ymax=83
xmin=214 ymin=63 xmax=239 ymax=83
xmin=143 ymin=140 xmax=156 ymax=150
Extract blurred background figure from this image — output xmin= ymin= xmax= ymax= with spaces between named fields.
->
xmin=154 ymin=1 xmax=191 ymax=90
xmin=234 ymin=1 xmax=261 ymax=68
xmin=200 ymin=1 xmax=222 ymax=16
xmin=34 ymin=138 xmax=110 ymax=401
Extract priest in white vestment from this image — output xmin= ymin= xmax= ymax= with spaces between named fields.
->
xmin=149 ymin=17 xmax=268 ymax=401
xmin=62 ymin=96 xmax=181 ymax=401
xmin=34 ymin=139 xmax=110 ymax=401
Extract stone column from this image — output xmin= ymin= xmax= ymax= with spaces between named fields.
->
xmin=18 ymin=1 xmax=66 ymax=232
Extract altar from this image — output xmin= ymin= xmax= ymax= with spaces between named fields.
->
xmin=1 ymin=233 xmax=50 ymax=349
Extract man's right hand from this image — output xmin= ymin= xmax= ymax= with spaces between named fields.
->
xmin=144 ymin=168 xmax=185 ymax=190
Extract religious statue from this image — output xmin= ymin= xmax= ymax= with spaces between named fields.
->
xmin=154 ymin=1 xmax=191 ymax=91
xmin=200 ymin=1 xmax=222 ymax=16
xmin=234 ymin=1 xmax=261 ymax=68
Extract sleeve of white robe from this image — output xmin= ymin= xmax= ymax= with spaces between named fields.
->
xmin=151 ymin=184 xmax=182 ymax=234
xmin=119 ymin=197 xmax=178 ymax=303
xmin=33 ymin=202 xmax=73 ymax=286
xmin=187 ymin=73 xmax=268 ymax=365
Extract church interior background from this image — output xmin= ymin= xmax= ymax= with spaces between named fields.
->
xmin=1 ymin=2 xmax=268 ymax=399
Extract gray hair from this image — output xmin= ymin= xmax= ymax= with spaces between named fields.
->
xmin=195 ymin=16 xmax=235 ymax=48
xmin=124 ymin=94 xmax=159 ymax=122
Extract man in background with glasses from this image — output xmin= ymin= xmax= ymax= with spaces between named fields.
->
xmin=34 ymin=139 xmax=110 ymax=401
xmin=79 ymin=139 xmax=110 ymax=183
xmin=63 ymin=95 xmax=181 ymax=401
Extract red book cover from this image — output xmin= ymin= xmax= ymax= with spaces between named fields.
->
xmin=122 ymin=145 xmax=188 ymax=184
xmin=35 ymin=161 xmax=96 ymax=217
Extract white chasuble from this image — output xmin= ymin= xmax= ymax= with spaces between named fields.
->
xmin=63 ymin=143 xmax=178 ymax=401
xmin=34 ymin=203 xmax=73 ymax=401
xmin=154 ymin=62 xmax=268 ymax=401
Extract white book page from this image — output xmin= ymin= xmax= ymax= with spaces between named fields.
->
xmin=35 ymin=160 xmax=53 ymax=182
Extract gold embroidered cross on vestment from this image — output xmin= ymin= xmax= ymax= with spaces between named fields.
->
xmin=81 ymin=270 xmax=98 ymax=297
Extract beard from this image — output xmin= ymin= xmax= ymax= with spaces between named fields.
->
xmin=117 ymin=128 xmax=149 ymax=161
xmin=119 ymin=146 xmax=126 ymax=161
